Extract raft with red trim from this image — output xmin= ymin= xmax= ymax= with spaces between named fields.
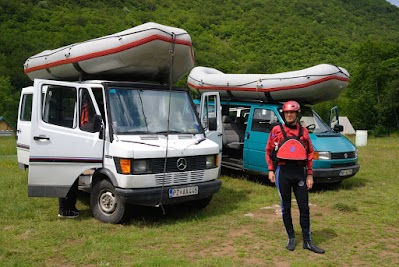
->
xmin=24 ymin=22 xmax=194 ymax=83
xmin=187 ymin=64 xmax=350 ymax=104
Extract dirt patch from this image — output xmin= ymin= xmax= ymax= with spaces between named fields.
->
xmin=185 ymin=201 xmax=336 ymax=265
xmin=17 ymin=229 xmax=33 ymax=240
xmin=253 ymin=201 xmax=331 ymax=225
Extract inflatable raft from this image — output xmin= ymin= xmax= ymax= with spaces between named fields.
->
xmin=187 ymin=64 xmax=350 ymax=104
xmin=24 ymin=22 xmax=194 ymax=83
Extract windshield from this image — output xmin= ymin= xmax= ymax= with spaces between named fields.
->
xmin=108 ymin=88 xmax=202 ymax=135
xmin=299 ymin=107 xmax=332 ymax=133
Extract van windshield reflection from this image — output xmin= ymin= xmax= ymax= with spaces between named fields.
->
xmin=299 ymin=107 xmax=332 ymax=133
xmin=108 ymin=88 xmax=202 ymax=135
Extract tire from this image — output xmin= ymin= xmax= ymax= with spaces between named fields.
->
xmin=90 ymin=179 xmax=126 ymax=224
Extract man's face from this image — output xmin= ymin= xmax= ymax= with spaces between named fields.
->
xmin=284 ymin=111 xmax=298 ymax=124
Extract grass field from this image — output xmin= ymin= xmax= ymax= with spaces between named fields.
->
xmin=1 ymin=135 xmax=398 ymax=266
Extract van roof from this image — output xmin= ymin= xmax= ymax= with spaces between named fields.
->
xmin=32 ymin=79 xmax=187 ymax=92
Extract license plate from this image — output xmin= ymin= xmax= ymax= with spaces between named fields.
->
xmin=169 ymin=186 xmax=198 ymax=198
xmin=339 ymin=169 xmax=353 ymax=176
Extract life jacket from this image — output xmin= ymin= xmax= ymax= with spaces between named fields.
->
xmin=80 ymin=101 xmax=90 ymax=125
xmin=274 ymin=124 xmax=307 ymax=161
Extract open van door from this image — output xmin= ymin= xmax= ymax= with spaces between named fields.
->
xmin=16 ymin=86 xmax=34 ymax=170
xmin=28 ymin=79 xmax=104 ymax=197
xmin=244 ymin=107 xmax=279 ymax=174
xmin=200 ymin=92 xmax=222 ymax=167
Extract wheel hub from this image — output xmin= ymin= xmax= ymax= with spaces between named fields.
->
xmin=99 ymin=191 xmax=117 ymax=214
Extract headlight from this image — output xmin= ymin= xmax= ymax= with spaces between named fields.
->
xmin=206 ymin=155 xmax=217 ymax=169
xmin=314 ymin=151 xmax=331 ymax=160
xmin=133 ymin=159 xmax=150 ymax=174
xmin=355 ymin=149 xmax=358 ymax=158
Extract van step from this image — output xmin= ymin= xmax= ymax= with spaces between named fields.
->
xmin=222 ymin=160 xmax=243 ymax=171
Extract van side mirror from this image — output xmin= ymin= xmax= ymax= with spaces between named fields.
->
xmin=329 ymin=106 xmax=339 ymax=129
xmin=93 ymin=114 xmax=103 ymax=133
xmin=333 ymin=124 xmax=344 ymax=132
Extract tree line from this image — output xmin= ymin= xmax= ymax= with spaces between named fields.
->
xmin=1 ymin=0 xmax=399 ymax=135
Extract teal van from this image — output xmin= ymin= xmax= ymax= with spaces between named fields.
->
xmin=194 ymin=96 xmax=360 ymax=184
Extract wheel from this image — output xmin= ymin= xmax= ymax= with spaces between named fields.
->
xmin=90 ymin=179 xmax=126 ymax=224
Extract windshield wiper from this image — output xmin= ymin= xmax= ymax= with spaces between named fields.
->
xmin=181 ymin=137 xmax=207 ymax=153
xmin=119 ymin=140 xmax=160 ymax=147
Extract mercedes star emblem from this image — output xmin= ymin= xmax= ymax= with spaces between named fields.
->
xmin=176 ymin=158 xmax=187 ymax=171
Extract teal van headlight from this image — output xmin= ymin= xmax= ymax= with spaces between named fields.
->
xmin=314 ymin=151 xmax=331 ymax=160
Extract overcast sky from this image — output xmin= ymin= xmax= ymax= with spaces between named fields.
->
xmin=386 ymin=0 xmax=399 ymax=7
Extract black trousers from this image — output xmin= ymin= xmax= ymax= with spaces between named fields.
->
xmin=58 ymin=181 xmax=78 ymax=213
xmin=276 ymin=164 xmax=311 ymax=241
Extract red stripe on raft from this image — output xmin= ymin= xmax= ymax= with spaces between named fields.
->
xmin=24 ymin=34 xmax=194 ymax=74
xmin=188 ymin=75 xmax=349 ymax=93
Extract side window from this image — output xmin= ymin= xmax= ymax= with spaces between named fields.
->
xmin=20 ymin=94 xmax=33 ymax=121
xmin=79 ymin=88 xmax=97 ymax=132
xmin=251 ymin=109 xmax=278 ymax=133
xmin=42 ymin=86 xmax=77 ymax=128
xmin=202 ymin=95 xmax=217 ymax=130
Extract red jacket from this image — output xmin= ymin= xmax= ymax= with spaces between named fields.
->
xmin=265 ymin=123 xmax=314 ymax=175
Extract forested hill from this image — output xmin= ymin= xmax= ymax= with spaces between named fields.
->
xmin=1 ymin=0 xmax=399 ymax=133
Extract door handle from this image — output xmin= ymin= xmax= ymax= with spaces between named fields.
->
xmin=218 ymin=133 xmax=223 ymax=137
xmin=33 ymin=135 xmax=50 ymax=141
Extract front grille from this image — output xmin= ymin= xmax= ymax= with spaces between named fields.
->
xmin=150 ymin=155 xmax=206 ymax=173
xmin=155 ymin=170 xmax=205 ymax=185
xmin=331 ymin=151 xmax=356 ymax=159
xmin=331 ymin=162 xmax=356 ymax=168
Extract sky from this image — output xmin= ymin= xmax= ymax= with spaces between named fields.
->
xmin=386 ymin=0 xmax=399 ymax=7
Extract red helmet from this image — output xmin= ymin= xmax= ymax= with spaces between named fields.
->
xmin=282 ymin=100 xmax=301 ymax=112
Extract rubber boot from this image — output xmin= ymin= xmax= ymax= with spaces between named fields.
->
xmin=286 ymin=238 xmax=296 ymax=251
xmin=303 ymin=241 xmax=325 ymax=254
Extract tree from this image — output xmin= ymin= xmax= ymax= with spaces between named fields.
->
xmin=347 ymin=40 xmax=399 ymax=134
xmin=0 ymin=76 xmax=18 ymax=128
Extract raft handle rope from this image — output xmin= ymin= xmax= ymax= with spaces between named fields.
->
xmin=27 ymin=27 xmax=189 ymax=60
xmin=188 ymin=68 xmax=349 ymax=89
xmin=156 ymin=32 xmax=176 ymax=215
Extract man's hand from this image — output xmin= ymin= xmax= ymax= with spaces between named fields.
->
xmin=306 ymin=175 xmax=314 ymax=190
xmin=268 ymin=171 xmax=276 ymax=183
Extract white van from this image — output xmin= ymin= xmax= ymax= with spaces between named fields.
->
xmin=16 ymin=79 xmax=222 ymax=223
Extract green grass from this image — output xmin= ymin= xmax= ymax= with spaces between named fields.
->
xmin=0 ymin=135 xmax=17 ymax=155
xmin=1 ymin=135 xmax=399 ymax=266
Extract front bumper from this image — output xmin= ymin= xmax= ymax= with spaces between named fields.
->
xmin=313 ymin=164 xmax=360 ymax=184
xmin=115 ymin=179 xmax=222 ymax=206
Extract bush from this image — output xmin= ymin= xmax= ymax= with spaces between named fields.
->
xmin=372 ymin=124 xmax=390 ymax=137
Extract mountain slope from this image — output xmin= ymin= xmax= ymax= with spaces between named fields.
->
xmin=0 ymin=0 xmax=398 ymax=131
